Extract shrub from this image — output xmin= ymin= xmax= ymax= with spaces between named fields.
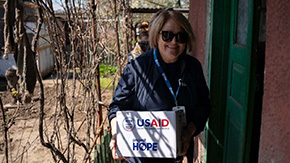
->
xmin=99 ymin=64 xmax=117 ymax=77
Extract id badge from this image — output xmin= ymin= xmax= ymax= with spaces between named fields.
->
xmin=172 ymin=106 xmax=187 ymax=126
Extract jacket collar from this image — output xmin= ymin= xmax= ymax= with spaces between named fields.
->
xmin=151 ymin=49 xmax=187 ymax=87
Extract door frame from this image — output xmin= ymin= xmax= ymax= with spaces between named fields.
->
xmin=206 ymin=0 xmax=262 ymax=162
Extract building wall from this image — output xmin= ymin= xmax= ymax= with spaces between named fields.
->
xmin=188 ymin=0 xmax=208 ymax=163
xmin=258 ymin=0 xmax=290 ymax=162
xmin=188 ymin=0 xmax=207 ymax=65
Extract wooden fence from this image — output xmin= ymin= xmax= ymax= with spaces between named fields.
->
xmin=94 ymin=130 xmax=121 ymax=163
xmin=100 ymin=53 xmax=118 ymax=67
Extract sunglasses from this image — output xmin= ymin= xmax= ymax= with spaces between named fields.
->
xmin=138 ymin=40 xmax=149 ymax=45
xmin=160 ymin=31 xmax=188 ymax=43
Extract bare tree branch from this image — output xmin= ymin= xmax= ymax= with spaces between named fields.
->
xmin=83 ymin=110 xmax=108 ymax=163
xmin=0 ymin=97 xmax=9 ymax=163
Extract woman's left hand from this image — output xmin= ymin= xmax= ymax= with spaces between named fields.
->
xmin=178 ymin=122 xmax=197 ymax=156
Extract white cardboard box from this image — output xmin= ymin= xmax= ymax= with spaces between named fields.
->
xmin=116 ymin=111 xmax=183 ymax=158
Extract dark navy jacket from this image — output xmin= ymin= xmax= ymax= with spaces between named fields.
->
xmin=108 ymin=49 xmax=210 ymax=162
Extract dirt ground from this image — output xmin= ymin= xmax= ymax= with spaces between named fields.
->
xmin=0 ymin=78 xmax=113 ymax=163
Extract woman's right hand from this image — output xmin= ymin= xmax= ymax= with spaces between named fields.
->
xmin=109 ymin=134 xmax=120 ymax=160
xmin=109 ymin=118 xmax=129 ymax=160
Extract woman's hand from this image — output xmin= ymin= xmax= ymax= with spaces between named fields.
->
xmin=109 ymin=117 xmax=129 ymax=160
xmin=178 ymin=122 xmax=197 ymax=156
xmin=109 ymin=134 xmax=124 ymax=160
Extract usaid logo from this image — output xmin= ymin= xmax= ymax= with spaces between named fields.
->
xmin=137 ymin=119 xmax=169 ymax=128
xmin=122 ymin=118 xmax=135 ymax=131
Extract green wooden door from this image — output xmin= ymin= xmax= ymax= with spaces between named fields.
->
xmin=224 ymin=0 xmax=254 ymax=162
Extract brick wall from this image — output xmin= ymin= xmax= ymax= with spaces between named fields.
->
xmin=258 ymin=0 xmax=290 ymax=162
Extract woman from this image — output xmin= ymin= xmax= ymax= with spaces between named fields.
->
xmin=129 ymin=21 xmax=150 ymax=61
xmin=108 ymin=9 xmax=210 ymax=163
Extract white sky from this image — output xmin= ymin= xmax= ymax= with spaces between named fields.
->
xmin=52 ymin=0 xmax=87 ymax=11
xmin=52 ymin=0 xmax=63 ymax=11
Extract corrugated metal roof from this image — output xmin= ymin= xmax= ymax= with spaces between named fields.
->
xmin=130 ymin=7 xmax=189 ymax=13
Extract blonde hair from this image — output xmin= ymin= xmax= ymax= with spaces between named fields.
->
xmin=149 ymin=9 xmax=195 ymax=52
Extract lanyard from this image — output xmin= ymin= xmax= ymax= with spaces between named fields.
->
xmin=153 ymin=49 xmax=181 ymax=106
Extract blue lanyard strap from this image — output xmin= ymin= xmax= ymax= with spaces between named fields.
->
xmin=153 ymin=49 xmax=181 ymax=106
